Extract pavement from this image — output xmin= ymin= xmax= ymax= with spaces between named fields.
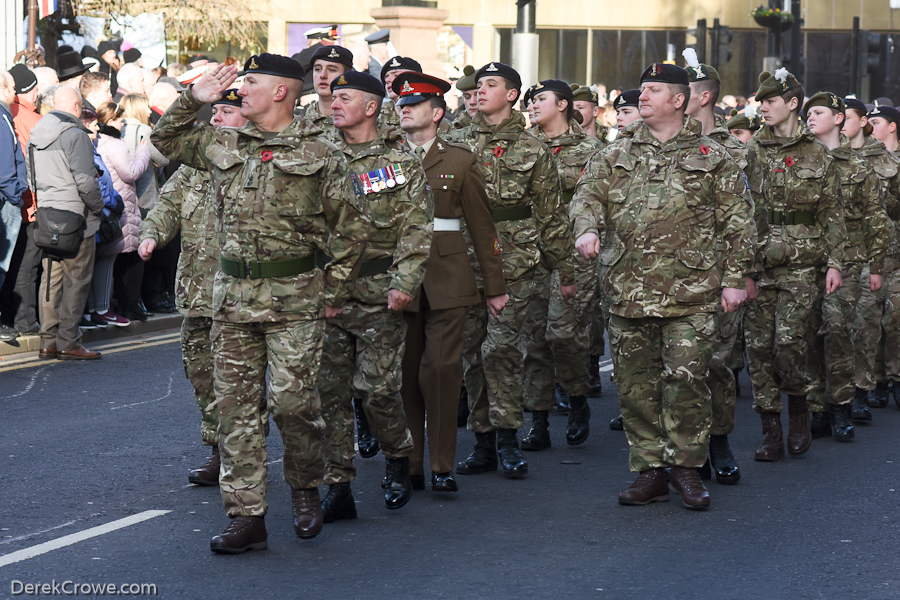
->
xmin=1 ymin=333 xmax=899 ymax=599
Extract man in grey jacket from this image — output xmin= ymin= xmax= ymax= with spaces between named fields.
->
xmin=28 ymin=86 xmax=104 ymax=360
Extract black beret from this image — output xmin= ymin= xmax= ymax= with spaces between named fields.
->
xmin=640 ymin=62 xmax=689 ymax=85
xmin=380 ymin=56 xmax=422 ymax=84
xmin=213 ymin=89 xmax=242 ymax=107
xmin=392 ymin=71 xmax=451 ymax=106
xmin=843 ymin=98 xmax=868 ymax=113
xmin=331 ymin=70 xmax=384 ymax=97
xmin=310 ymin=45 xmax=354 ymax=70
xmin=9 ymin=64 xmax=37 ymax=94
xmin=243 ymin=53 xmax=305 ymax=80
xmin=522 ymin=84 xmax=536 ymax=106
xmin=873 ymin=97 xmax=894 ymax=107
xmin=475 ymin=62 xmax=522 ymax=91
xmin=869 ymin=105 xmax=900 ymax=124
xmin=123 ymin=48 xmax=141 ymax=64
xmin=613 ymin=89 xmax=641 ymax=110
xmin=532 ymin=79 xmax=574 ymax=104
xmin=365 ymin=29 xmax=390 ymax=45
xmin=97 ymin=41 xmax=116 ymax=56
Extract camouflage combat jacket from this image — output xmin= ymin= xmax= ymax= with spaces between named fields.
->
xmin=857 ymin=137 xmax=900 ymax=264
xmin=830 ymin=136 xmax=890 ymax=273
xmin=452 ymin=110 xmax=472 ymax=131
xmin=379 ymin=99 xmax=401 ymax=128
xmin=747 ymin=121 xmax=845 ymax=273
xmin=570 ymin=116 xmax=755 ymax=319
xmin=139 ymin=164 xmax=217 ymax=319
xmin=333 ymin=124 xmax=433 ymax=305
xmin=532 ymin=119 xmax=605 ymax=199
xmin=150 ymin=88 xmax=370 ymax=323
xmin=451 ymin=110 xmax=574 ymax=285
xmin=295 ymin=100 xmax=336 ymax=139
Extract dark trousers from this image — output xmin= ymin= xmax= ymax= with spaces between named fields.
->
xmin=113 ymin=251 xmax=145 ymax=314
xmin=39 ymin=237 xmax=95 ymax=351
xmin=12 ymin=221 xmax=43 ymax=330
xmin=142 ymin=231 xmax=179 ymax=306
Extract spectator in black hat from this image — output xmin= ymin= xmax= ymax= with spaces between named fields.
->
xmin=123 ymin=48 xmax=143 ymax=67
xmin=55 ymin=51 xmax=90 ymax=89
xmin=97 ymin=41 xmax=120 ymax=93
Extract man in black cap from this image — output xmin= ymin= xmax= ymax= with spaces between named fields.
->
xmin=296 ymin=44 xmax=354 ymax=137
xmin=571 ymin=62 xmax=754 ymax=510
xmin=612 ymin=89 xmax=641 ymax=133
xmin=364 ymin=29 xmax=391 ymax=80
xmin=317 ymin=70 xmax=431 ymax=521
xmin=151 ymin=54 xmax=371 ymax=553
xmin=55 ymin=51 xmax=89 ymax=89
xmin=378 ymin=56 xmax=422 ymax=127
xmin=123 ymin=48 xmax=142 ymax=67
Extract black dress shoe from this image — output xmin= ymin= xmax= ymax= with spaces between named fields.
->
xmin=708 ymin=434 xmax=741 ymax=485
xmin=124 ymin=308 xmax=151 ymax=322
xmin=410 ymin=474 xmax=425 ymax=490
xmin=432 ymin=471 xmax=458 ymax=492
xmin=148 ymin=299 xmax=177 ymax=313
xmin=321 ymin=483 xmax=357 ymax=523
xmin=210 ymin=516 xmax=267 ymax=554
xmin=137 ymin=299 xmax=155 ymax=317
xmin=609 ymin=414 xmax=624 ymax=430
xmin=384 ymin=457 xmax=412 ymax=509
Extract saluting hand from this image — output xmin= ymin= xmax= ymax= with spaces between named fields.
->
xmin=191 ymin=64 xmax=239 ymax=104
xmin=575 ymin=233 xmax=600 ymax=260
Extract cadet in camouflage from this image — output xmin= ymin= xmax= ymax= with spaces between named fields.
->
xmin=150 ymin=58 xmax=370 ymax=549
xmin=294 ymin=44 xmax=354 ymax=139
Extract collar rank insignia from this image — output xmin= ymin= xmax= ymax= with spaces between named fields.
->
xmin=437 ymin=142 xmax=443 ymax=150
xmin=389 ymin=58 xmax=401 ymax=68
xmin=226 ymin=91 xmax=238 ymax=101
xmin=328 ymin=48 xmax=340 ymax=58
xmin=248 ymin=57 xmax=259 ymax=69
xmin=693 ymin=66 xmax=704 ymax=79
xmin=401 ymin=81 xmax=414 ymax=93
xmin=650 ymin=63 xmax=659 ymax=76
xmin=486 ymin=63 xmax=499 ymax=72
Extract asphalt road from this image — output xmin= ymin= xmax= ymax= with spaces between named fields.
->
xmin=1 ymin=330 xmax=898 ymax=599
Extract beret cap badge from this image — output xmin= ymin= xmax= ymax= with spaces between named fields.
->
xmin=328 ymin=48 xmax=340 ymax=58
xmin=486 ymin=63 xmax=499 ymax=72
xmin=226 ymin=91 xmax=238 ymax=101
xmin=249 ymin=57 xmax=259 ymax=69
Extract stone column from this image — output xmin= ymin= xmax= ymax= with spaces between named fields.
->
xmin=369 ymin=5 xmax=450 ymax=78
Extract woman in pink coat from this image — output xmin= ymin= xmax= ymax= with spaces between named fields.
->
xmin=95 ymin=101 xmax=152 ymax=321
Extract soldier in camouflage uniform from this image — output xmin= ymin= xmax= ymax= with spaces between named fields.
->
xmin=684 ymin=56 xmax=767 ymax=485
xmin=743 ymin=70 xmax=846 ymax=461
xmin=293 ymin=45 xmax=354 ymax=138
xmin=519 ymin=79 xmax=603 ymax=452
xmin=139 ymin=90 xmax=250 ymax=487
xmin=571 ymin=83 xmax=610 ymax=143
xmin=451 ymin=62 xmax=575 ymax=479
xmin=317 ymin=71 xmax=432 ymax=521
xmin=851 ymin=103 xmax=900 ymax=408
xmin=451 ymin=65 xmax=477 ymax=131
xmin=804 ymin=93 xmax=891 ymax=438
xmin=151 ymin=56 xmax=370 ymax=553
xmin=571 ymin=62 xmax=754 ymax=510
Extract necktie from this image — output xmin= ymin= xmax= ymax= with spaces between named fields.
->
xmin=414 ymin=146 xmax=425 ymax=162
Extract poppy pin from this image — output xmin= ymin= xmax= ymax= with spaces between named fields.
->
xmin=261 ymin=150 xmax=273 ymax=162
xmin=553 ymin=146 xmax=562 ymax=155
xmin=493 ymin=146 xmax=504 ymax=158
xmin=784 ymin=156 xmax=795 ymax=167
xmin=699 ymin=145 xmax=709 ymax=156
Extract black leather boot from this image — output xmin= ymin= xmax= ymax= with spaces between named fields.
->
xmin=496 ymin=429 xmax=528 ymax=478
xmin=566 ymin=395 xmax=590 ymax=445
xmin=829 ymin=403 xmax=855 ymax=442
xmin=354 ymin=398 xmax=379 ymax=458
xmin=321 ymin=483 xmax=357 ymax=523
xmin=456 ymin=431 xmax=498 ymax=474
xmin=708 ymin=434 xmax=741 ymax=485
xmin=554 ymin=384 xmax=571 ymax=414
xmin=732 ymin=368 xmax=742 ymax=397
xmin=851 ymin=387 xmax=873 ymax=421
xmin=521 ymin=410 xmax=551 ymax=451
xmin=384 ymin=457 xmax=412 ymax=509
xmin=587 ymin=354 xmax=602 ymax=396
xmin=609 ymin=414 xmax=624 ymax=430
xmin=810 ymin=411 xmax=831 ymax=438
xmin=457 ymin=384 xmax=469 ymax=427
xmin=889 ymin=381 xmax=900 ymax=410
xmin=868 ymin=382 xmax=889 ymax=409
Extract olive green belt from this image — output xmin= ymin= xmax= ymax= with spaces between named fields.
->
xmin=492 ymin=205 xmax=532 ymax=222
xmin=561 ymin=191 xmax=574 ymax=205
xmin=220 ymin=254 xmax=315 ymax=279
xmin=315 ymin=252 xmax=393 ymax=277
xmin=767 ymin=209 xmax=815 ymax=226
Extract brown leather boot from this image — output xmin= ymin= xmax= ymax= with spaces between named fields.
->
xmin=209 ymin=516 xmax=267 ymax=554
xmin=668 ymin=466 xmax=710 ymax=510
xmin=188 ymin=446 xmax=220 ymax=486
xmin=618 ymin=468 xmax=669 ymax=505
xmin=787 ymin=394 xmax=812 ymax=456
xmin=291 ymin=488 xmax=324 ymax=539
xmin=754 ymin=412 xmax=784 ymax=461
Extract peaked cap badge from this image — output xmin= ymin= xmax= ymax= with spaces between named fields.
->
xmin=401 ymin=80 xmax=414 ymax=93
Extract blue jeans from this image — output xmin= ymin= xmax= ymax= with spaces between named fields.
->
xmin=0 ymin=201 xmax=23 ymax=293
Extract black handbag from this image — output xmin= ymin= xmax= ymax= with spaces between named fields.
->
xmin=97 ymin=211 xmax=123 ymax=245
xmin=29 ymin=146 xmax=85 ymax=259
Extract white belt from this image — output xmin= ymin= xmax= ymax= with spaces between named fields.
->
xmin=433 ymin=217 xmax=461 ymax=231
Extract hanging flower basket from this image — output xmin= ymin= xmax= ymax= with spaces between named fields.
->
xmin=751 ymin=6 xmax=795 ymax=31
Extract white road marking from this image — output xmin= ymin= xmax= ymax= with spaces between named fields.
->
xmin=110 ymin=374 xmax=175 ymax=410
xmin=0 ymin=510 xmax=170 ymax=568
xmin=0 ymin=366 xmax=48 ymax=400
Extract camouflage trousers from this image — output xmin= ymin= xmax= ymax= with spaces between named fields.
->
xmin=883 ymin=267 xmax=900 ymax=382
xmin=521 ymin=255 xmax=597 ymax=408
xmin=181 ymin=316 xmax=217 ymax=446
xmin=744 ymin=266 xmax=820 ymax=414
xmin=607 ymin=313 xmax=715 ymax=472
xmin=318 ymin=300 xmax=414 ymax=485
xmin=854 ymin=264 xmax=898 ymax=389
xmin=212 ymin=319 xmax=325 ymax=517
xmin=590 ymin=267 xmax=606 ymax=357
xmin=706 ymin=306 xmax=741 ymax=436
xmin=461 ymin=278 xmax=535 ymax=432
xmin=809 ymin=262 xmax=863 ymax=411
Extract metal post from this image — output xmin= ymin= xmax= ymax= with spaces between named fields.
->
xmin=790 ymin=0 xmax=802 ymax=80
xmin=695 ymin=19 xmax=707 ymax=63
xmin=850 ymin=16 xmax=860 ymax=97
xmin=28 ymin=0 xmax=37 ymax=50
xmin=711 ymin=19 xmax=720 ymax=70
xmin=513 ymin=0 xmax=539 ymax=96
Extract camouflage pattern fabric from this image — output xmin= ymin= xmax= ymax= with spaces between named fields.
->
xmin=212 ymin=319 xmax=325 ymax=517
xmin=608 ymin=313 xmax=716 ymax=471
xmin=294 ymin=100 xmax=337 ymax=139
xmin=181 ymin=316 xmax=218 ymax=446
xmin=885 ymin=268 xmax=900 ymax=382
xmin=379 ymin=99 xmax=401 ymax=128
xmin=708 ymin=306 xmax=740 ymax=435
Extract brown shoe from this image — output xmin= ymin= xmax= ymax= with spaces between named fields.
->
xmin=209 ymin=516 xmax=267 ymax=554
xmin=754 ymin=412 xmax=784 ymax=461
xmin=787 ymin=394 xmax=812 ymax=456
xmin=668 ymin=466 xmax=711 ymax=510
xmin=291 ymin=487 xmax=324 ymax=539
xmin=618 ymin=468 xmax=669 ymax=505
xmin=38 ymin=348 xmax=57 ymax=360
xmin=188 ymin=446 xmax=220 ymax=486
xmin=58 ymin=346 xmax=101 ymax=360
